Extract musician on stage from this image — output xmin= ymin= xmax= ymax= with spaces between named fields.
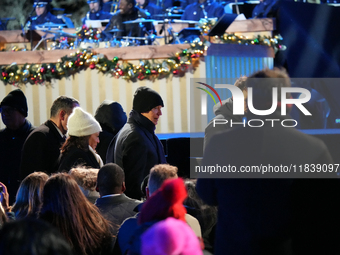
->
xmin=104 ymin=0 xmax=155 ymax=38
xmin=103 ymin=0 xmax=119 ymax=13
xmin=181 ymin=0 xmax=224 ymax=21
xmin=82 ymin=0 xmax=113 ymax=24
xmin=136 ymin=0 xmax=163 ymax=20
xmin=28 ymin=0 xmax=65 ymax=29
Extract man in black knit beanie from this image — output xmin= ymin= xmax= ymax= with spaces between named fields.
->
xmin=106 ymin=86 xmax=166 ymax=200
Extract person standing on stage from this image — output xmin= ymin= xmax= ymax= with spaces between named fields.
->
xmin=82 ymin=0 xmax=113 ymax=24
xmin=136 ymin=0 xmax=162 ymax=20
xmin=104 ymin=0 xmax=155 ymax=38
xmin=181 ymin=0 xmax=224 ymax=21
xmin=106 ymin=87 xmax=167 ymax=200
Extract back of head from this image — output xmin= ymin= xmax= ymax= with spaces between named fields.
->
xmin=0 ymin=89 xmax=28 ymax=117
xmin=40 ymin=173 xmax=111 ymax=255
xmin=41 ymin=173 xmax=86 ymax=217
xmin=50 ymin=96 xmax=79 ymax=118
xmin=69 ymin=167 xmax=99 ymax=191
xmin=235 ymin=76 xmax=248 ymax=91
xmin=133 ymin=87 xmax=164 ymax=114
xmin=67 ymin=107 xmax=102 ymax=137
xmin=245 ymin=68 xmax=291 ymax=111
xmin=139 ymin=178 xmax=187 ymax=225
xmin=95 ymin=100 xmax=127 ymax=135
xmin=97 ymin=163 xmax=125 ymax=195
xmin=12 ymin=172 xmax=49 ymax=219
xmin=148 ymin=164 xmax=178 ymax=196
xmin=141 ymin=218 xmax=203 ymax=255
xmin=0 ymin=218 xmax=73 ymax=255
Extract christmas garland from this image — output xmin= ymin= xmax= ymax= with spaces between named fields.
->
xmin=0 ymin=41 xmax=205 ymax=85
xmin=1 ymin=23 xmax=285 ymax=85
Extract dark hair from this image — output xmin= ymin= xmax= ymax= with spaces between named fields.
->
xmin=0 ymin=218 xmax=73 ymax=255
xmin=245 ymin=68 xmax=291 ymax=110
xmin=60 ymin=135 xmax=90 ymax=154
xmin=50 ymin=96 xmax=79 ymax=118
xmin=123 ymin=0 xmax=136 ymax=8
xmin=12 ymin=172 xmax=49 ymax=219
xmin=39 ymin=173 xmax=113 ymax=255
xmin=97 ymin=163 xmax=125 ymax=195
xmin=235 ymin=76 xmax=247 ymax=91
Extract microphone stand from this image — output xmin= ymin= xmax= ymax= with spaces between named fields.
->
xmin=23 ymin=6 xmax=36 ymax=51
xmin=161 ymin=0 xmax=168 ymax=44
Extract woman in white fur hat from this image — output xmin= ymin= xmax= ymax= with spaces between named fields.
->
xmin=58 ymin=107 xmax=103 ymax=172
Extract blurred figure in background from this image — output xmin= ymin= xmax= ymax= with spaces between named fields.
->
xmin=29 ymin=0 xmax=65 ymax=29
xmin=141 ymin=217 xmax=203 ymax=255
xmin=181 ymin=0 xmax=224 ymax=21
xmin=0 ymin=218 xmax=73 ymax=255
xmin=82 ymin=0 xmax=113 ymax=24
xmin=95 ymin=100 xmax=127 ymax=164
xmin=12 ymin=172 xmax=48 ymax=220
xmin=0 ymin=89 xmax=34 ymax=204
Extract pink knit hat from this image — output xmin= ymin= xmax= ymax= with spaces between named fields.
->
xmin=141 ymin=217 xmax=203 ymax=255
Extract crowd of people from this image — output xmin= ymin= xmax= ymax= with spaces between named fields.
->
xmin=0 ymin=68 xmax=339 ymax=254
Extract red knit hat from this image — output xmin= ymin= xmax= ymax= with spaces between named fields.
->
xmin=139 ymin=178 xmax=187 ymax=225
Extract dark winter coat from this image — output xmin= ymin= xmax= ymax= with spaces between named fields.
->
xmin=197 ymin=112 xmax=337 ymax=255
xmin=58 ymin=146 xmax=101 ymax=172
xmin=20 ymin=120 xmax=65 ymax=179
xmin=95 ymin=194 xmax=141 ymax=236
xmin=0 ymin=120 xmax=34 ymax=203
xmin=106 ymin=110 xmax=166 ymax=200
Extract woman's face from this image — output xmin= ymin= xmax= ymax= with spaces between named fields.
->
xmin=88 ymin=132 xmax=100 ymax=150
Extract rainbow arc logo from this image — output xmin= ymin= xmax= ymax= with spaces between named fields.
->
xmin=196 ymin=82 xmax=222 ymax=106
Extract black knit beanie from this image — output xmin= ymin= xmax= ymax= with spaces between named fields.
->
xmin=133 ymin=87 xmax=164 ymax=113
xmin=0 ymin=89 xmax=28 ymax=117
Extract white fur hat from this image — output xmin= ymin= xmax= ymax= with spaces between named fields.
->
xmin=67 ymin=107 xmax=102 ymax=137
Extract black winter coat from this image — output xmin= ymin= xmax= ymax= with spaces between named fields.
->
xmin=0 ymin=120 xmax=34 ymax=203
xmin=20 ymin=120 xmax=65 ymax=179
xmin=58 ymin=146 xmax=101 ymax=172
xmin=106 ymin=110 xmax=166 ymax=200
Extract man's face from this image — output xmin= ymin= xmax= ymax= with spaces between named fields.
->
xmin=35 ymin=5 xmax=46 ymax=16
xmin=89 ymin=2 xmax=100 ymax=12
xmin=61 ymin=103 xmax=79 ymax=135
xmin=141 ymin=105 xmax=163 ymax=125
xmin=1 ymin=106 xmax=25 ymax=130
xmin=119 ymin=0 xmax=132 ymax=15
